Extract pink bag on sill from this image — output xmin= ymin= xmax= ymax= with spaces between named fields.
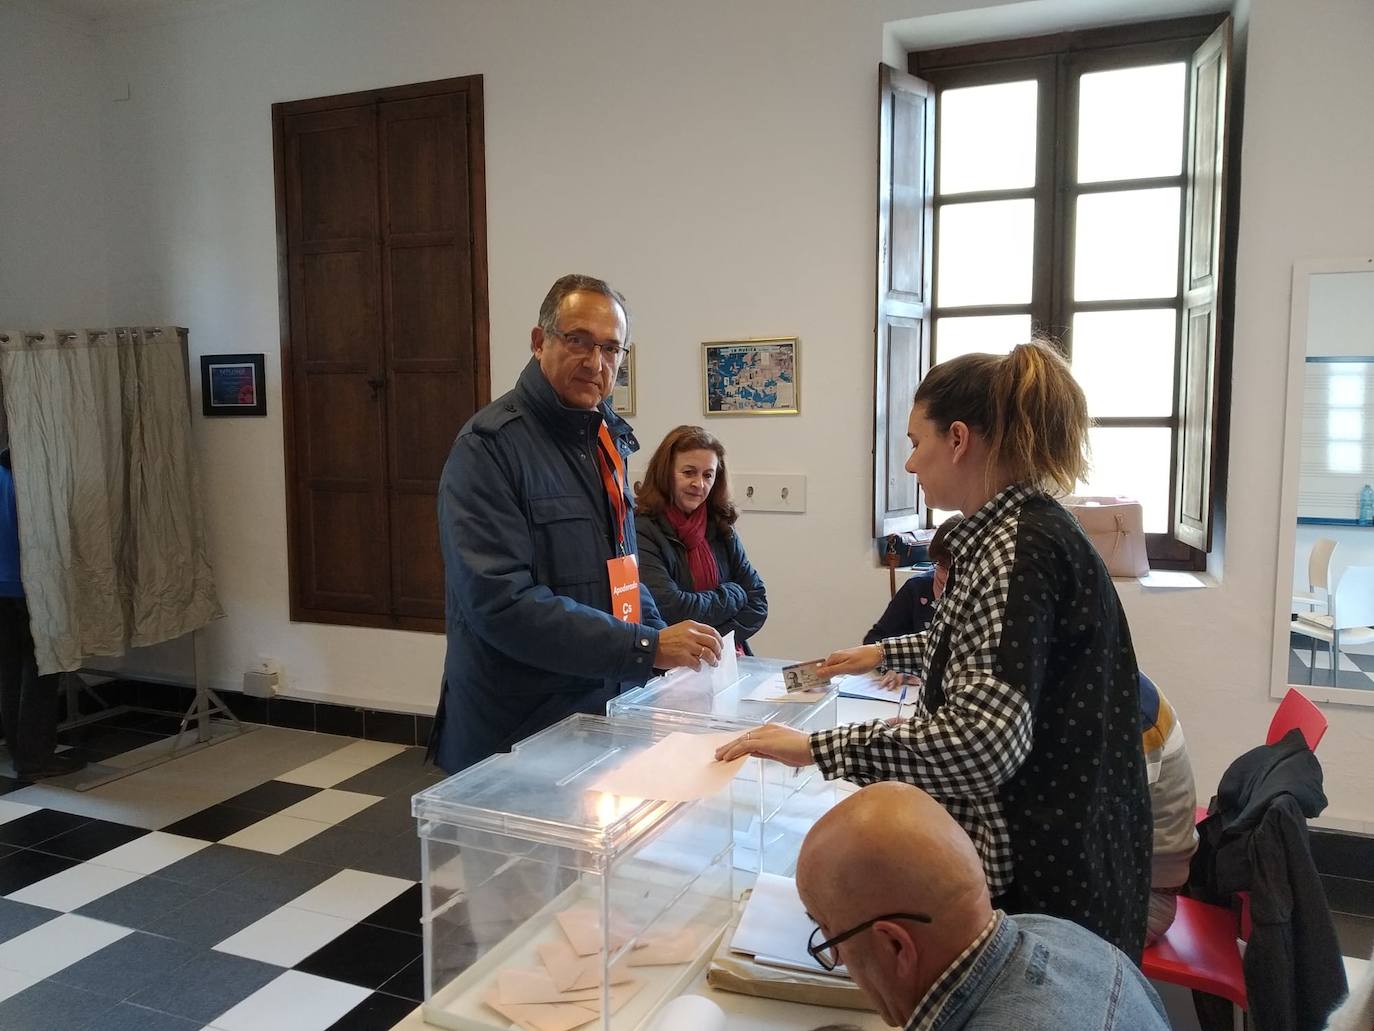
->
xmin=1064 ymin=496 xmax=1149 ymax=578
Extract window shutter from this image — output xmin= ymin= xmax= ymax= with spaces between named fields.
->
xmin=1172 ymin=19 xmax=1231 ymax=551
xmin=874 ymin=64 xmax=934 ymax=537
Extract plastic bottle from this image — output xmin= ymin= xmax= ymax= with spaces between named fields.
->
xmin=1360 ymin=484 xmax=1373 ymax=525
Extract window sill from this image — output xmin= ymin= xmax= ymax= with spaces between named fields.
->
xmin=1114 ymin=570 xmax=1217 ymax=590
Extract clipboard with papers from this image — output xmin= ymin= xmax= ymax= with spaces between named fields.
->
xmin=728 ymin=872 xmax=852 ymax=980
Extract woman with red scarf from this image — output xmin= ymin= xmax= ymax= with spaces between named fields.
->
xmin=634 ymin=426 xmax=768 ymax=655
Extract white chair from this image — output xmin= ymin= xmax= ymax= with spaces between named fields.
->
xmin=1291 ymin=564 xmax=1374 ymax=685
xmin=1292 ymin=537 xmax=1337 ymax=614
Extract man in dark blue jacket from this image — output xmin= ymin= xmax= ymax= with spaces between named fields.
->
xmin=432 ymin=275 xmax=723 ymax=773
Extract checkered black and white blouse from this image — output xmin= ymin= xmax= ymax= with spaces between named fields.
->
xmin=810 ymin=483 xmax=1152 ymax=958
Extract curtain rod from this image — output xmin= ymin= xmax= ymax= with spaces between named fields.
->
xmin=0 ymin=327 xmax=190 ymax=345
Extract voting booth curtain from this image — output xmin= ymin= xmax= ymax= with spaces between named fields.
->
xmin=0 ymin=326 xmax=222 ymax=674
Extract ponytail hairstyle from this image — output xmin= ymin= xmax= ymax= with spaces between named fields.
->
xmin=635 ymin=425 xmax=739 ymax=536
xmin=912 ymin=339 xmax=1089 ymax=495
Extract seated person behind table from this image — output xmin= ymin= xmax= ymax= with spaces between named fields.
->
xmin=634 ymin=425 xmax=767 ymax=654
xmin=796 ymin=782 xmax=1169 ymax=1031
xmin=1139 ymin=671 xmax=1198 ymax=945
xmin=865 ymin=518 xmax=960 ymax=646
xmin=866 ymin=517 xmax=960 ymax=690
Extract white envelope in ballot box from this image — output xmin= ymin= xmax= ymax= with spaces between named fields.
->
xmin=1064 ymin=496 xmax=1149 ymax=578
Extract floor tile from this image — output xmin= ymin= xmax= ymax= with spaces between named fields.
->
xmin=0 ymin=808 xmax=90 ymax=848
xmin=6 ymin=859 xmax=143 ymax=911
xmin=323 ymin=989 xmax=418 ymax=1031
xmin=139 ymin=888 xmax=284 ymax=950
xmin=0 ymin=779 xmax=25 ymax=799
xmin=0 ymin=898 xmax=60 ymax=944
xmin=220 ymin=780 xmax=321 ymax=815
xmin=335 ymin=793 xmax=413 ymax=837
xmin=281 ymin=825 xmax=387 ymax=869
xmin=32 ymin=817 xmax=149 ymax=862
xmin=0 ymin=912 xmax=131 ymax=978
xmin=349 ymin=833 xmax=422 ymax=881
xmin=277 ymin=742 xmax=407 ymax=789
xmin=0 ymin=848 xmax=80 ymax=894
xmin=214 ymin=906 xmax=354 ymax=967
xmin=52 ymin=929 xmax=199 ymax=999
xmin=162 ymin=804 xmax=269 ymax=842
xmin=74 ymin=873 xmax=208 ymax=931
xmin=295 ymin=922 xmax=422 ymax=990
xmin=154 ymin=844 xmax=266 ymax=888
xmin=331 ymin=751 xmax=430 ymax=796
xmin=88 ymin=831 xmax=211 ymax=876
xmin=0 ymin=978 xmax=119 ymax=1030
xmin=361 ymin=883 xmax=422 ymax=936
xmin=220 ymin=813 xmax=329 ymax=854
xmin=127 ymin=949 xmax=282 ymax=1024
xmin=92 ymin=1002 xmax=205 ymax=1031
xmin=320 ymin=740 xmax=412 ymax=768
xmin=0 ymin=801 xmax=39 ymax=827
xmin=289 ymin=870 xmax=412 ymax=922
xmin=378 ymin=955 xmax=423 ymax=1002
xmin=219 ymin=854 xmax=335 ymax=907
xmin=0 ymin=967 xmax=39 ymax=1004
xmin=210 ymin=970 xmax=371 ymax=1031
xmin=278 ymin=789 xmax=383 ymax=826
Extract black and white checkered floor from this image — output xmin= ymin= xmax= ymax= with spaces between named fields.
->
xmin=0 ymin=721 xmax=446 ymax=1030
xmin=1289 ymin=631 xmax=1374 ymax=691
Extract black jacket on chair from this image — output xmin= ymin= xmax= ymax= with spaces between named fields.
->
xmin=1189 ymin=728 xmax=1347 ymax=1031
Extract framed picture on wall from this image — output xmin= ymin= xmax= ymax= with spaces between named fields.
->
xmin=702 ymin=337 xmax=799 ymax=416
xmin=611 ymin=348 xmax=635 ymax=415
xmin=201 ymin=353 xmax=267 ymax=417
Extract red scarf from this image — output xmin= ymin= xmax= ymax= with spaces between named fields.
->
xmin=663 ymin=504 xmax=719 ymax=591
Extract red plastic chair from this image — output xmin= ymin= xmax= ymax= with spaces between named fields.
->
xmin=1266 ymin=687 xmax=1327 ymax=750
xmin=1147 ymin=688 xmax=1327 ymax=1027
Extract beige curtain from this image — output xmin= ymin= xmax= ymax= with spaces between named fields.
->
xmin=0 ymin=327 xmax=222 ymax=674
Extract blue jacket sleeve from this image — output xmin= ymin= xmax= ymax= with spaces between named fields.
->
xmin=718 ymin=531 xmax=767 ymax=643
xmin=440 ymin=435 xmax=660 ymax=682
xmin=635 ymin=516 xmax=746 ymax=628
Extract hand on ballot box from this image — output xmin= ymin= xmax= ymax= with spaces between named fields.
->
xmin=714 ymin=723 xmax=814 ymax=767
xmin=653 ymin=620 xmax=723 ymax=671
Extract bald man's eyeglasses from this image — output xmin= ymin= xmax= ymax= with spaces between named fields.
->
xmin=807 ymin=912 xmax=933 ymax=971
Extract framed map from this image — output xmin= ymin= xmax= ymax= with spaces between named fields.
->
xmin=702 ymin=337 xmax=799 ymax=416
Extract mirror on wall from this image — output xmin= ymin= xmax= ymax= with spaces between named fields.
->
xmin=1273 ymin=259 xmax=1374 ymax=703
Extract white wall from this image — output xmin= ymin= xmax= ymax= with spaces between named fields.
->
xmin=0 ymin=2 xmax=110 ymax=326
xmin=6 ymin=0 xmax=1374 ymax=823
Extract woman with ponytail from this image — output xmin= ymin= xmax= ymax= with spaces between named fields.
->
xmin=717 ymin=341 xmax=1151 ymax=959
xmin=635 ymin=426 xmax=768 ymax=654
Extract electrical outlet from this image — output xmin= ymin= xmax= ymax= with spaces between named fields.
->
xmin=735 ymin=473 xmax=806 ymax=513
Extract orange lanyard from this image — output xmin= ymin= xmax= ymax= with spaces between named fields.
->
xmin=596 ymin=422 xmax=628 ymax=554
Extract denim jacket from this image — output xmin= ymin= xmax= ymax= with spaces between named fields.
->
xmin=922 ymin=913 xmax=1168 ymax=1031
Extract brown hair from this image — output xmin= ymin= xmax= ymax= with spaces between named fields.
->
xmin=927 ymin=516 xmax=960 ymax=566
xmin=635 ymin=425 xmax=738 ymax=535
xmin=913 ymin=339 xmax=1089 ymax=494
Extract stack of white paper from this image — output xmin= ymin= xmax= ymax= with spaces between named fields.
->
xmin=729 ymin=872 xmax=850 ymax=979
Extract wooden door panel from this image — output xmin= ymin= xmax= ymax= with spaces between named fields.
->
xmin=390 ymin=492 xmax=444 ymax=619
xmin=389 ymin=372 xmax=470 ymax=487
xmin=303 ymin=376 xmax=385 ymax=483
xmin=300 ymin=252 xmax=375 ymax=367
xmin=388 ymin=245 xmax=472 ymax=363
xmin=305 ymin=491 xmax=390 ymax=611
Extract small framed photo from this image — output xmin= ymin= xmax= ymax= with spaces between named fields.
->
xmin=702 ymin=337 xmax=799 ymax=416
xmin=201 ymin=353 xmax=266 ymax=417
xmin=611 ymin=348 xmax=636 ymax=416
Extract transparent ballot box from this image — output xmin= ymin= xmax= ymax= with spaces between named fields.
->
xmin=412 ymin=714 xmax=734 ymax=1030
xmin=607 ymin=656 xmax=838 ymax=876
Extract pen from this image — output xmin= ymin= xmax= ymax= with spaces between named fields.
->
xmin=895 ymin=680 xmax=909 ymax=722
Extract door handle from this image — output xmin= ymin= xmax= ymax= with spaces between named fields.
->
xmin=367 ymin=376 xmax=386 ymax=400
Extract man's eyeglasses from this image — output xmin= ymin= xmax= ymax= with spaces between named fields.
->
xmin=807 ymin=912 xmax=932 ymax=971
xmin=550 ymin=328 xmax=626 ymax=362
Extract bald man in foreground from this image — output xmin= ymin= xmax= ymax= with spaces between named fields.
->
xmin=795 ymin=783 xmax=1169 ymax=1031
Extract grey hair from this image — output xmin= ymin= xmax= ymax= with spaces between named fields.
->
xmin=537 ymin=274 xmax=632 ymax=345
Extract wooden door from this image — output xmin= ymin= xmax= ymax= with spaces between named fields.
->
xmin=275 ymin=76 xmax=488 ymax=631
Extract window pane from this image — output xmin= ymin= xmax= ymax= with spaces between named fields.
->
xmin=1074 ymin=188 xmax=1180 ymax=302
xmin=1077 ymin=63 xmax=1187 ymax=184
xmin=1079 ymin=427 xmax=1172 ymax=533
xmin=1071 ymin=309 xmax=1176 ymax=417
xmin=937 ymin=199 xmax=1034 ymax=307
xmin=935 ymin=314 xmax=1032 ymax=363
xmin=940 ymin=81 xmax=1038 ymax=194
